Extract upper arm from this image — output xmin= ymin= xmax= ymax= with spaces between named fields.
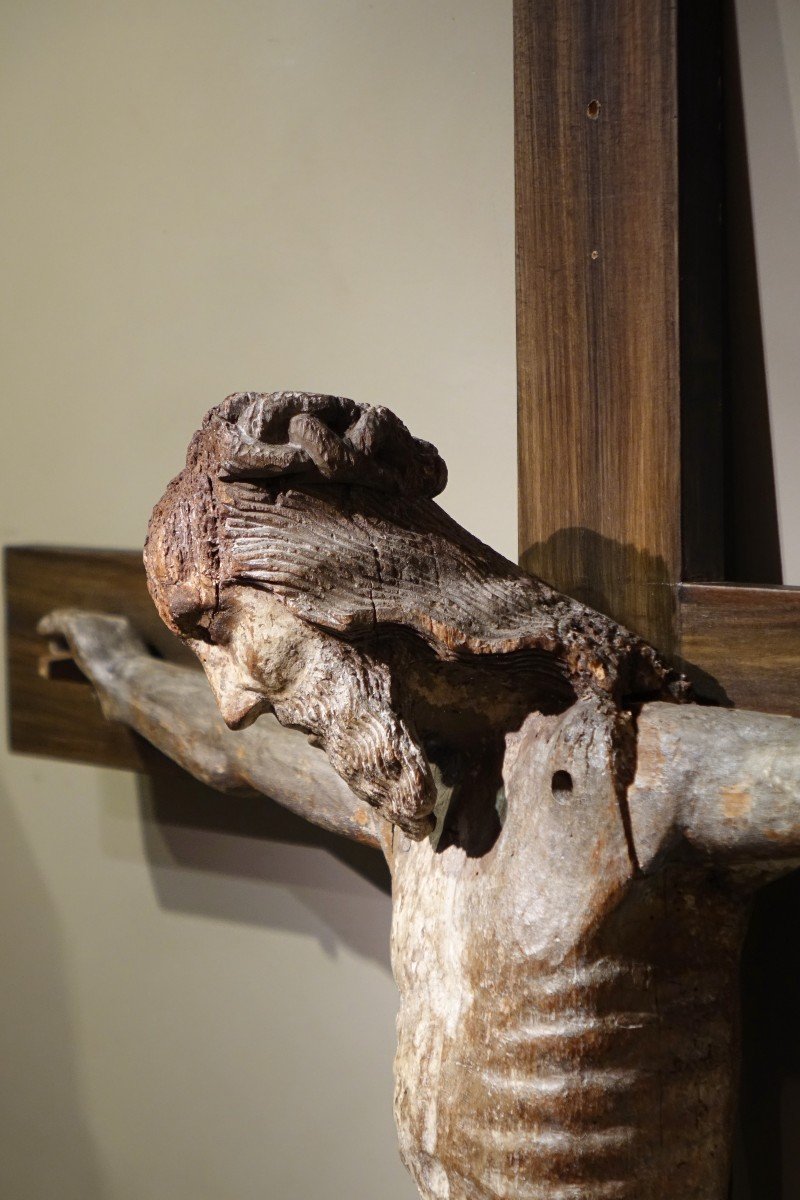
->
xmin=630 ymin=702 xmax=800 ymax=868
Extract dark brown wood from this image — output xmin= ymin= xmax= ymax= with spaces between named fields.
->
xmin=5 ymin=545 xmax=194 ymax=770
xmin=678 ymin=582 xmax=800 ymax=717
xmin=515 ymin=0 xmax=681 ymax=652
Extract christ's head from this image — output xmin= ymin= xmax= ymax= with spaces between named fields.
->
xmin=144 ymin=391 xmax=682 ymax=839
xmin=144 ymin=391 xmax=454 ymax=837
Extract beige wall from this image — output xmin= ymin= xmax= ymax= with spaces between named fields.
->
xmin=0 ymin=3 xmax=514 ymax=1198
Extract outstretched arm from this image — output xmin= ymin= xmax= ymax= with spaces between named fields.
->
xmin=39 ymin=609 xmax=385 ymax=851
xmin=629 ymin=701 xmax=800 ymax=869
xmin=37 ymin=614 xmax=800 ymax=871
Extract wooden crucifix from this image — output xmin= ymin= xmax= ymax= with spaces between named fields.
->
xmin=6 ymin=3 xmax=800 ymax=1199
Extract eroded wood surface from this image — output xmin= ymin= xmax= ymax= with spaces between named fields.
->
xmin=140 ymin=391 xmax=686 ymax=842
xmin=32 ymin=606 xmax=800 ymax=1199
xmin=11 ymin=549 xmax=800 ymax=771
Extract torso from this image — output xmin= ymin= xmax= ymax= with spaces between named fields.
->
xmin=389 ymin=704 xmax=746 ymax=1200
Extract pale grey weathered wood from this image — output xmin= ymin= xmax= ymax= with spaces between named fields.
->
xmin=631 ymin=702 xmax=800 ymax=867
xmin=41 ymin=609 xmax=800 ymax=1199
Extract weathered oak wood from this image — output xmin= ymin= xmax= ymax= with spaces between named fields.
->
xmin=678 ymin=582 xmax=800 ymax=717
xmin=631 ymin=702 xmax=800 ymax=866
xmin=37 ymin=614 xmax=800 ymax=1200
xmin=139 ymin=391 xmax=688 ymax=840
xmin=392 ymin=699 xmax=800 ymax=1200
xmin=36 ymin=607 xmax=383 ymax=850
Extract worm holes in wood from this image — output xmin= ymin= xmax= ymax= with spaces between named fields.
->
xmin=551 ymin=769 xmax=574 ymax=798
xmin=586 ymin=99 xmax=601 ymax=119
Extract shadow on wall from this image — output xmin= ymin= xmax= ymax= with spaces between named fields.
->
xmin=723 ymin=0 xmax=783 ymax=585
xmin=522 ymin=526 xmax=743 ymax=706
xmin=0 ymin=787 xmax=106 ymax=1199
xmin=130 ymin=752 xmax=393 ymax=971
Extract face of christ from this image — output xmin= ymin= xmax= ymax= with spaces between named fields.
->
xmin=160 ymin=577 xmax=437 ymax=839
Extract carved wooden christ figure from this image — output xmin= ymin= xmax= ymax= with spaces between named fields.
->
xmin=42 ymin=392 xmax=800 ymax=1200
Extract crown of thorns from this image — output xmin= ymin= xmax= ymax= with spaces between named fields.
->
xmin=198 ymin=391 xmax=448 ymax=498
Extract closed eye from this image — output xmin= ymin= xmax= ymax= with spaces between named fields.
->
xmin=168 ymin=601 xmax=235 ymax=647
xmin=206 ymin=608 xmax=235 ymax=645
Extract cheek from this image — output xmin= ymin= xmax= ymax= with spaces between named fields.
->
xmin=232 ymin=621 xmax=302 ymax=696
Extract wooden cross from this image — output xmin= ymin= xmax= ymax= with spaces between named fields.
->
xmin=6 ymin=4 xmax=800 ymax=1198
xmin=515 ymin=0 xmax=800 ymax=709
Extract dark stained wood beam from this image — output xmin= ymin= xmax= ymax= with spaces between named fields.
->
xmin=516 ymin=0 xmax=681 ymax=652
xmin=515 ymin=0 xmax=726 ymax=653
xmin=678 ymin=583 xmax=800 ymax=717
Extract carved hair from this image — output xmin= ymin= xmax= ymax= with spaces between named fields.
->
xmin=145 ymin=391 xmax=683 ymax=705
xmin=146 ymin=393 xmax=439 ymax=632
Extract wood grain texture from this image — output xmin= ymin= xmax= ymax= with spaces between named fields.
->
xmin=10 ymin=548 xmax=800 ymax=771
xmin=678 ymin=582 xmax=800 ymax=717
xmin=132 ymin=391 xmax=800 ymax=1196
xmin=35 ymin=606 xmax=385 ymax=849
xmin=515 ymin=0 xmax=681 ymax=653
xmin=138 ymin=391 xmax=685 ymax=838
xmin=5 ymin=545 xmax=193 ymax=770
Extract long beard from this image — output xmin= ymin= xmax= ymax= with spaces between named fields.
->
xmin=270 ymin=640 xmax=436 ymax=839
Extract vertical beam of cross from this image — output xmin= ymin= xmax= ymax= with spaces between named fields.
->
xmin=515 ymin=0 xmax=725 ymax=656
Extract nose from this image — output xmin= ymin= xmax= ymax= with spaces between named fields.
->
xmin=217 ymin=690 xmax=265 ymax=731
xmin=195 ymin=644 xmax=266 ymax=730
